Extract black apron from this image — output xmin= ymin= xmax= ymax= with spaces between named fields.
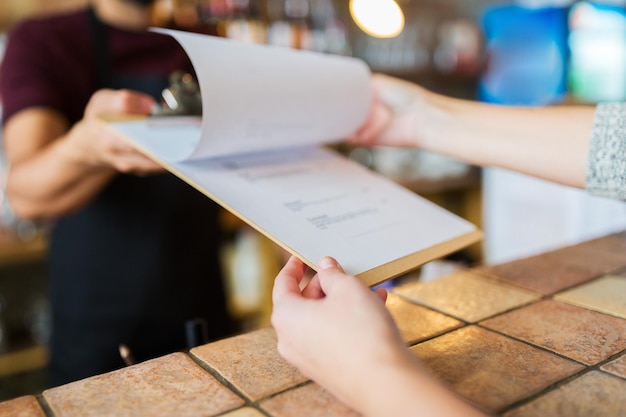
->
xmin=48 ymin=9 xmax=233 ymax=386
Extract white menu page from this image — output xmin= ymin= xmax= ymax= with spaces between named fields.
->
xmin=105 ymin=29 xmax=481 ymax=286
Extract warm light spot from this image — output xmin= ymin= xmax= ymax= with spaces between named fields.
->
xmin=350 ymin=0 xmax=405 ymax=38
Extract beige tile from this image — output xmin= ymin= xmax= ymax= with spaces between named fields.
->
xmin=392 ymin=271 xmax=539 ymax=323
xmin=476 ymin=253 xmax=603 ymax=295
xmin=260 ymin=383 xmax=361 ymax=417
xmin=555 ymin=275 xmax=626 ymax=319
xmin=481 ymin=300 xmax=626 ymax=366
xmin=601 ymin=353 xmax=626 ymax=379
xmin=386 ymin=293 xmax=463 ymax=344
xmin=0 ymin=396 xmax=45 ymax=417
xmin=43 ymin=352 xmax=244 ymax=417
xmin=503 ymin=371 xmax=626 ymax=417
xmin=411 ymin=326 xmax=584 ymax=414
xmin=220 ymin=407 xmax=267 ymax=417
xmin=191 ymin=327 xmax=307 ymax=401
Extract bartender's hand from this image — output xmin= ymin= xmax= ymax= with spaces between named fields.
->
xmin=351 ymin=73 xmax=439 ymax=149
xmin=68 ymin=89 xmax=163 ymax=175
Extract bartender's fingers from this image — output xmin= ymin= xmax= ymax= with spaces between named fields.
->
xmin=99 ymin=131 xmax=163 ymax=174
xmin=85 ymin=89 xmax=155 ymax=118
xmin=100 ymin=131 xmax=138 ymax=154
xmin=109 ymin=153 xmax=163 ymax=175
xmin=273 ymin=256 xmax=309 ymax=304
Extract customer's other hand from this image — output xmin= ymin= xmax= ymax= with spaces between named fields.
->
xmin=351 ymin=73 xmax=442 ymax=150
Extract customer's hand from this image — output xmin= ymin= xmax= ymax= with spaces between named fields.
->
xmin=67 ymin=89 xmax=163 ymax=175
xmin=272 ymin=256 xmax=491 ymax=417
xmin=272 ymin=256 xmax=413 ymax=412
xmin=351 ymin=73 xmax=445 ymax=150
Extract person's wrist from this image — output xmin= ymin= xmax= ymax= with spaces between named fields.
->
xmin=356 ymin=347 xmax=425 ymax=417
xmin=362 ymin=346 xmax=488 ymax=417
xmin=59 ymin=124 xmax=114 ymax=174
xmin=415 ymin=92 xmax=465 ymax=154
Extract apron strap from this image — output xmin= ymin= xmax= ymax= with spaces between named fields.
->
xmin=88 ymin=5 xmax=112 ymax=89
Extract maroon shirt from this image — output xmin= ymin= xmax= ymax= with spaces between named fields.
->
xmin=1 ymin=8 xmax=192 ymax=124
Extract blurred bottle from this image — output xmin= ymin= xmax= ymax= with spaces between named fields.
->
xmin=196 ymin=0 xmax=232 ymax=35
xmin=433 ymin=18 xmax=483 ymax=77
xmin=568 ymin=0 xmax=626 ymax=102
xmin=309 ymin=0 xmax=350 ymax=54
xmin=286 ymin=0 xmax=313 ymax=49
xmin=479 ymin=1 xmax=572 ymax=106
xmin=172 ymin=0 xmax=202 ymax=29
xmin=267 ymin=0 xmax=313 ymax=49
xmin=151 ymin=0 xmax=221 ymax=34
xmin=223 ymin=0 xmax=267 ymax=44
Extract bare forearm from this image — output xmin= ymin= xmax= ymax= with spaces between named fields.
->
xmin=358 ymin=351 xmax=488 ymax=417
xmin=420 ymin=95 xmax=595 ymax=188
xmin=4 ymin=98 xmax=161 ymax=220
xmin=6 ymin=134 xmax=116 ymax=220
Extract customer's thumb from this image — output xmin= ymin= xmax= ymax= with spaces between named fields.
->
xmin=317 ymin=256 xmax=351 ymax=295
xmin=372 ymin=73 xmax=419 ymax=112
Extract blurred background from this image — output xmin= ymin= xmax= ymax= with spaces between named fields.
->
xmin=1 ymin=0 xmax=626 ymax=401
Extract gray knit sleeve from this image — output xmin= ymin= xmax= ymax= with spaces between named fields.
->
xmin=586 ymin=102 xmax=626 ymax=200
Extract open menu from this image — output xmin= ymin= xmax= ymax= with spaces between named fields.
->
xmin=103 ymin=28 xmax=482 ymax=287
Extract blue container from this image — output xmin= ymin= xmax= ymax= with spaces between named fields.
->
xmin=479 ymin=3 xmax=571 ymax=105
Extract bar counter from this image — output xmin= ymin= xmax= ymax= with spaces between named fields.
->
xmin=0 ymin=228 xmax=46 ymax=266
xmin=2 ymin=232 xmax=626 ymax=417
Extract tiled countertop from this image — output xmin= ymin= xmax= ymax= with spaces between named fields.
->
xmin=2 ymin=232 xmax=626 ymax=417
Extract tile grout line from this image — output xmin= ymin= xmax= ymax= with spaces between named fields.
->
xmin=184 ymin=350 xmax=253 ymax=404
xmin=548 ymin=266 xmax=626 ymax=295
xmin=392 ymin=289 xmax=544 ymax=327
xmin=470 ymin=257 xmax=626 ymax=296
xmin=496 ymin=366 xmax=593 ymax=415
xmin=403 ymin=321 xmax=466 ymax=347
xmin=390 ymin=291 xmax=478 ymax=323
xmin=475 ymin=299 xmax=626 ymax=367
xmin=35 ymin=393 xmax=54 ymax=417
xmin=213 ymin=379 xmax=314 ymax=417
xmin=550 ymin=298 xmax=626 ymax=321
xmin=467 ymin=268 xmax=556 ymax=294
xmin=497 ymin=347 xmax=626 ymax=415
xmin=184 ymin=350 xmax=312 ymax=417
xmin=393 ymin=270 xmax=626 ymax=414
xmin=595 ymin=347 xmax=626 ymax=380
xmin=389 ymin=268 xmax=592 ymax=325
xmin=475 ymin=323 xmax=591 ymax=367
xmin=405 ymin=319 xmax=601 ymax=416
xmin=251 ymin=380 xmax=315 ymax=417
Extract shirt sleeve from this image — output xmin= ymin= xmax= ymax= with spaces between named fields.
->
xmin=0 ymin=20 xmax=67 ymax=124
xmin=586 ymin=102 xmax=626 ymax=201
